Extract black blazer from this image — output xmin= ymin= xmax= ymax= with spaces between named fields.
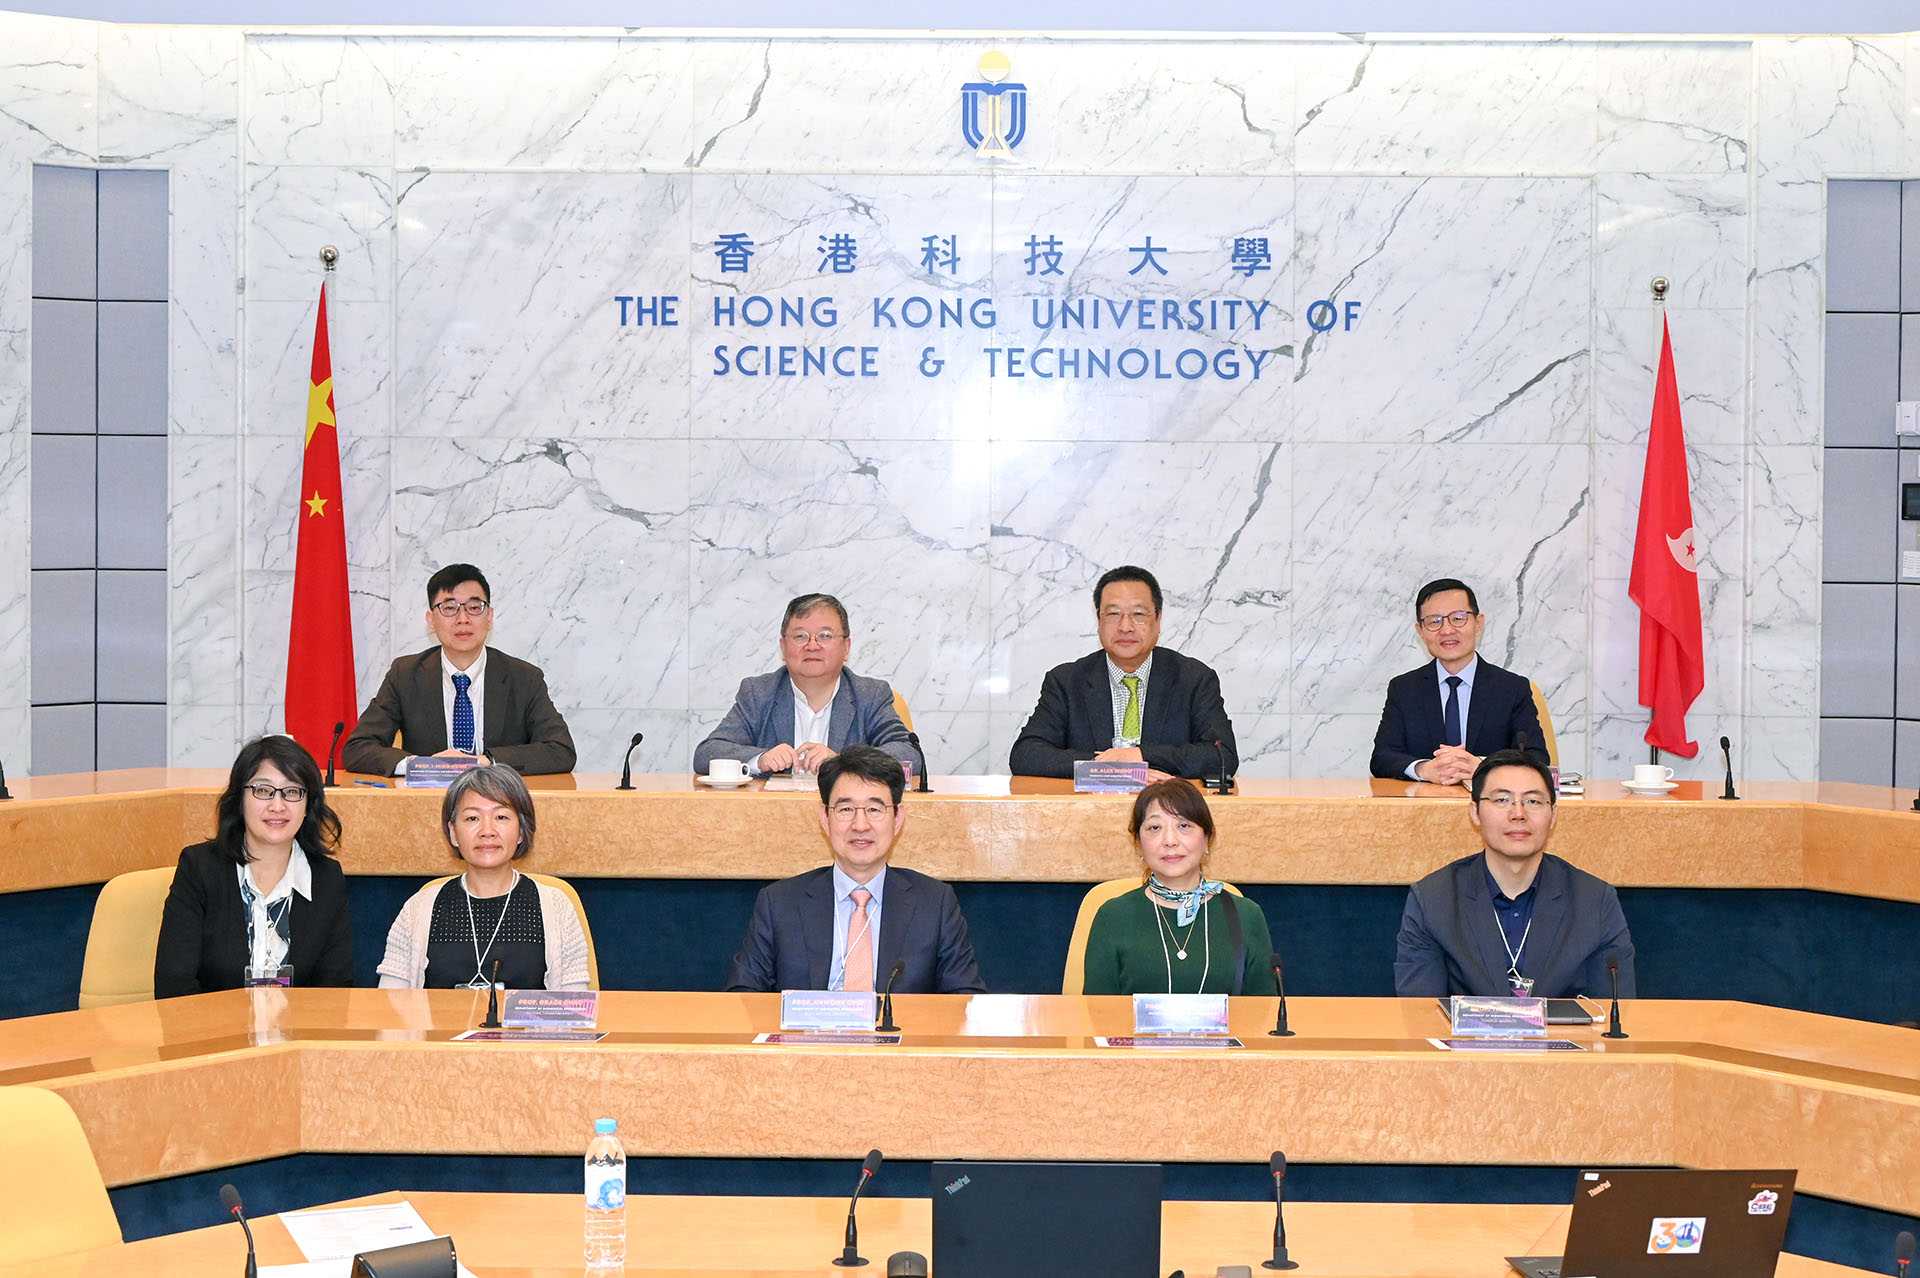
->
xmin=723 ymin=865 xmax=986 ymax=994
xmin=1008 ymin=647 xmax=1237 ymax=779
xmin=1393 ymin=852 xmax=1636 ymax=999
xmin=154 ymin=841 xmax=355 ymax=997
xmin=342 ymin=646 xmax=577 ymax=776
xmin=1369 ymin=657 xmax=1546 ymax=779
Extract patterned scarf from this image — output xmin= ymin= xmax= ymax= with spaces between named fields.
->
xmin=1145 ymin=875 xmax=1224 ymax=927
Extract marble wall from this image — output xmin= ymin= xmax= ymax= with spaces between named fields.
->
xmin=3 ymin=18 xmax=1915 ymax=779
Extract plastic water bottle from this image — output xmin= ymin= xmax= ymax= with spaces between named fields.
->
xmin=584 ymin=1116 xmax=626 ymax=1266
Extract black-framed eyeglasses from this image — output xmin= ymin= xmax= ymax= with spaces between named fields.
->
xmin=432 ymin=599 xmax=492 ymax=618
xmin=245 ymin=783 xmax=307 ymax=803
xmin=1417 ymin=610 xmax=1478 ymax=632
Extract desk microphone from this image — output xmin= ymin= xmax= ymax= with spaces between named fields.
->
xmin=833 ymin=1148 xmax=883 ymax=1267
xmin=1261 ymin=1151 xmax=1299 ymax=1270
xmin=616 ymin=732 xmax=645 ymax=791
xmin=1894 ymin=1229 xmax=1914 ymax=1276
xmin=1268 ymin=955 xmax=1294 ymax=1037
xmin=1211 ymin=739 xmax=1233 ymax=795
xmin=480 ymin=960 xmax=503 ymax=1029
xmin=877 ymin=961 xmax=905 ymax=1034
xmin=324 ymin=721 xmax=345 ymax=788
xmin=1602 ymin=955 xmax=1628 ymax=1040
xmin=0 ymin=756 xmax=11 ymax=800
xmin=219 ymin=1183 xmax=258 ymax=1278
xmin=1719 ymin=735 xmax=1739 ymax=801
xmin=905 ymin=732 xmax=932 ymax=793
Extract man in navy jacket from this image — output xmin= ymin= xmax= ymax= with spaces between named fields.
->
xmin=724 ymin=747 xmax=984 ymax=994
xmin=1370 ymin=577 xmax=1545 ymax=784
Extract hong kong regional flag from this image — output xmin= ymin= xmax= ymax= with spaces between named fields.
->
xmin=1628 ymin=316 xmax=1704 ymax=758
xmin=284 ymin=283 xmax=358 ymax=761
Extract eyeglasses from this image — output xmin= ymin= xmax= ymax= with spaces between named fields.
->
xmin=1478 ymin=793 xmax=1550 ymax=810
xmin=432 ymin=599 xmax=491 ymax=618
xmin=784 ymin=629 xmax=846 ymax=645
xmin=1417 ymin=610 xmax=1478 ymax=632
xmin=245 ymin=783 xmax=307 ymax=803
xmin=828 ymin=801 xmax=893 ymax=823
xmin=1099 ymin=608 xmax=1155 ymax=626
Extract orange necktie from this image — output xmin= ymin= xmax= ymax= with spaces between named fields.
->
xmin=843 ymin=888 xmax=874 ymax=992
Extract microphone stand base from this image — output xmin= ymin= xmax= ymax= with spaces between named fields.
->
xmin=1267 ymin=1028 xmax=1296 ymax=1038
xmin=831 ymin=1255 xmax=868 ymax=1268
xmin=1602 ymin=1030 xmax=1629 ymax=1039
xmin=1262 ymin=1252 xmax=1300 ymax=1270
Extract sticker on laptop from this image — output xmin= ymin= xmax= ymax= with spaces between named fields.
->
xmin=1747 ymin=1190 xmax=1780 ymax=1215
xmin=1648 ymin=1217 xmax=1705 ymax=1254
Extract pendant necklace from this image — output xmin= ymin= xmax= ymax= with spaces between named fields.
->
xmin=462 ymin=869 xmax=517 ymax=989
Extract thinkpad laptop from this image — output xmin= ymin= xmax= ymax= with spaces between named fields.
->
xmin=931 ymin=1160 xmax=1162 ymax=1278
xmin=1508 ymin=1168 xmax=1797 ymax=1278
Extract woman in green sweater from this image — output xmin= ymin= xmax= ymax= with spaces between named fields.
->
xmin=1082 ymin=779 xmax=1278 ymax=996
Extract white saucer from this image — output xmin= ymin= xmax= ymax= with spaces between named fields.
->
xmin=700 ymin=775 xmax=752 ymax=788
xmin=1621 ymin=779 xmax=1678 ymax=793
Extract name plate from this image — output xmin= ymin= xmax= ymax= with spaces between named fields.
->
xmin=1132 ymin=992 xmax=1230 ymax=1036
xmin=1074 ymin=760 xmax=1150 ymax=793
xmin=403 ymin=757 xmax=482 ymax=788
xmin=503 ymin=990 xmax=598 ymax=1029
xmin=780 ymin=989 xmax=878 ymax=1031
xmin=453 ymin=1028 xmax=608 ymax=1043
xmin=1448 ymin=995 xmax=1547 ymax=1038
xmin=1096 ymin=1035 xmax=1244 ymax=1049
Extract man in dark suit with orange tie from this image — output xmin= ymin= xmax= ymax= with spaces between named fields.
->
xmin=342 ymin=563 xmax=576 ymax=777
xmin=724 ymin=746 xmax=985 ymax=994
xmin=1370 ymin=578 xmax=1545 ymax=784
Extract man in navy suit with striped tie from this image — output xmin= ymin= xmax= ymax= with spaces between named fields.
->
xmin=1369 ymin=578 xmax=1545 ymax=785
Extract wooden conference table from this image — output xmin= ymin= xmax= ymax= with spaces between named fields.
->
xmin=6 ymin=770 xmax=1920 ymax=902
xmin=0 ymin=1191 xmax=1880 ymax=1277
xmin=4 ymin=991 xmax=1918 ymax=1220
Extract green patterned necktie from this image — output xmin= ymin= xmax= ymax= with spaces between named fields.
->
xmin=1121 ymin=674 xmax=1142 ymax=742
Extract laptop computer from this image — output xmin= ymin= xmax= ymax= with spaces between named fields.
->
xmin=1508 ymin=1167 xmax=1797 ymax=1278
xmin=931 ymin=1160 xmax=1162 ymax=1278
xmin=1436 ymin=997 xmax=1602 ymax=1026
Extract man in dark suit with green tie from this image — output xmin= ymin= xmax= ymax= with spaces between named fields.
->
xmin=1008 ymin=565 xmax=1237 ymax=781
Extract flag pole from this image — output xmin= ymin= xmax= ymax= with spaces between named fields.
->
xmin=1648 ymin=276 xmax=1668 ymax=768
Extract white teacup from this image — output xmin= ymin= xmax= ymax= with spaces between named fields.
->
xmin=707 ymin=758 xmax=746 ymax=782
xmin=1631 ymin=763 xmax=1675 ymax=787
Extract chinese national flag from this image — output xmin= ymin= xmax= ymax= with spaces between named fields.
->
xmin=284 ymin=283 xmax=358 ymax=762
xmin=1628 ymin=316 xmax=1704 ymax=758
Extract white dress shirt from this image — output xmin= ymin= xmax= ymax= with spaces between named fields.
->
xmin=1405 ymin=654 xmax=1480 ymax=780
xmin=236 ymin=842 xmax=313 ymax=973
xmin=396 ymin=647 xmax=489 ymax=775
xmin=828 ymin=863 xmax=886 ymax=991
xmin=752 ymin=677 xmax=838 ymax=774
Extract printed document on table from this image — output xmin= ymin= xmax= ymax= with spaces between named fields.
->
xmin=279 ymin=1201 xmax=439 ymax=1260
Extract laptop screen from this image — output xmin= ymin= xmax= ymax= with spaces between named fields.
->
xmin=931 ymin=1160 xmax=1163 ymax=1278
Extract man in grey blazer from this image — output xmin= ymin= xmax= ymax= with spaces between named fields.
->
xmin=342 ymin=563 xmax=576 ymax=777
xmin=1394 ymin=749 xmax=1636 ymax=1000
xmin=693 ymin=593 xmax=916 ymax=776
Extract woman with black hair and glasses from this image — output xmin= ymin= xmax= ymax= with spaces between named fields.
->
xmin=154 ymin=735 xmax=354 ymax=997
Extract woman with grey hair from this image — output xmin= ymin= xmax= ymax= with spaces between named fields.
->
xmin=376 ymin=764 xmax=591 ymax=990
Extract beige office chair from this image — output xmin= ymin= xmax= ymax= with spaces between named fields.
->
xmin=891 ymin=689 xmax=915 ymax=733
xmin=0 ymin=1086 xmax=122 ymax=1260
xmin=77 ymin=866 xmax=176 ymax=1009
xmin=1528 ymin=680 xmax=1559 ymax=767
xmin=422 ymin=872 xmax=600 ymax=989
xmin=1061 ymin=877 xmax=1245 ymax=995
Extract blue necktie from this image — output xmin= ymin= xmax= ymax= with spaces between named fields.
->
xmin=1443 ymin=675 xmax=1463 ymax=748
xmin=452 ymin=672 xmax=475 ymax=754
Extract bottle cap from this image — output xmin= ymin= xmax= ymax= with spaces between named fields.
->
xmin=594 ymin=1117 xmax=617 ymax=1135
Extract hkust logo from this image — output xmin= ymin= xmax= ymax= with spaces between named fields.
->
xmin=961 ymin=51 xmax=1027 ymax=157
